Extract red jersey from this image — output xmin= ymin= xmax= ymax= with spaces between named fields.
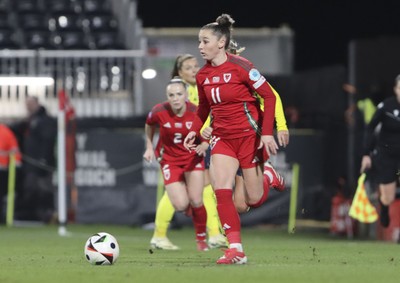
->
xmin=146 ymin=101 xmax=202 ymax=165
xmin=0 ymin=124 xmax=22 ymax=169
xmin=193 ymin=53 xmax=276 ymax=139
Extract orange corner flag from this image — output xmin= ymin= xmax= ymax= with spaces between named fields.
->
xmin=349 ymin=173 xmax=378 ymax=223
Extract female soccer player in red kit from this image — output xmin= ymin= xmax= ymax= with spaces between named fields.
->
xmin=184 ymin=14 xmax=284 ymax=264
xmin=144 ymin=78 xmax=209 ymax=251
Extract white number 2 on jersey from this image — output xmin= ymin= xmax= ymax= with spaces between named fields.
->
xmin=173 ymin=133 xmax=182 ymax=144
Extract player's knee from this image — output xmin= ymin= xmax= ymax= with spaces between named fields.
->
xmin=234 ymin=200 xmax=249 ymax=214
xmin=380 ymin=183 xmax=397 ymax=205
xmin=381 ymin=194 xmax=395 ymax=205
xmin=189 ymin=200 xmax=203 ymax=208
xmin=173 ymin=201 xmax=190 ymax=212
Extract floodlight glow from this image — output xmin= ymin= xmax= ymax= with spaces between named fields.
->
xmin=0 ymin=77 xmax=55 ymax=86
xmin=142 ymin=68 xmax=157 ymax=79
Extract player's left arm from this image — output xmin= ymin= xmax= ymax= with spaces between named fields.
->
xmin=268 ymin=82 xmax=289 ymax=147
xmin=246 ymin=67 xmax=277 ymax=155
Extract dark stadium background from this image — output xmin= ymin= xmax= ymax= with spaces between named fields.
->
xmin=136 ymin=0 xmax=400 ymax=228
xmin=137 ymin=0 xmax=400 ymax=71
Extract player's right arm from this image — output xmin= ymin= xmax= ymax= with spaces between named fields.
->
xmin=143 ymin=123 xmax=156 ymax=162
xmin=191 ymin=74 xmax=211 ymax=133
xmin=363 ymin=102 xmax=384 ymax=155
xmin=360 ymin=101 xmax=384 ymax=173
xmin=144 ymin=106 xmax=161 ymax=162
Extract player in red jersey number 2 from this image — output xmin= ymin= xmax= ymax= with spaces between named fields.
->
xmin=144 ymin=78 xmax=209 ymax=251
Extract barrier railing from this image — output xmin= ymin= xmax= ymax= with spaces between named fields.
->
xmin=0 ymin=49 xmax=145 ymax=119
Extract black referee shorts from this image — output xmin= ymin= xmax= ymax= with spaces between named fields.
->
xmin=373 ymin=146 xmax=400 ymax=184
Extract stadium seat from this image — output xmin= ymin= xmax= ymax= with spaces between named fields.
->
xmin=24 ymin=30 xmax=56 ymax=49
xmin=51 ymin=12 xmax=84 ymax=32
xmin=0 ymin=28 xmax=20 ymax=49
xmin=0 ymin=0 xmax=10 ymax=12
xmin=92 ymin=31 xmax=123 ymax=49
xmin=82 ymin=0 xmax=111 ymax=15
xmin=0 ymin=11 xmax=12 ymax=29
xmin=52 ymin=31 xmax=92 ymax=49
xmin=45 ymin=0 xmax=81 ymax=14
xmin=13 ymin=0 xmax=42 ymax=13
xmin=18 ymin=12 xmax=50 ymax=31
xmin=83 ymin=14 xmax=118 ymax=32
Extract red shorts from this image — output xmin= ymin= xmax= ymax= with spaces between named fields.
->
xmin=210 ymin=135 xmax=263 ymax=169
xmin=160 ymin=156 xmax=204 ymax=185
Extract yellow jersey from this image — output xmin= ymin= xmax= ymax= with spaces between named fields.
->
xmin=257 ymin=83 xmax=288 ymax=132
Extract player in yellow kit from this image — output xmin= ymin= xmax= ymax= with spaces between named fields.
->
xmin=228 ymin=40 xmax=290 ymax=213
xmin=150 ymin=54 xmax=227 ymax=250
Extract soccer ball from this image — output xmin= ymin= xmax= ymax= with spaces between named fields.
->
xmin=84 ymin=232 xmax=120 ymax=265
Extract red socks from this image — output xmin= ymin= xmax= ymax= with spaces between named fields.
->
xmin=192 ymin=205 xmax=207 ymax=241
xmin=247 ymin=176 xmax=270 ymax=208
xmin=215 ymin=189 xmax=241 ymax=244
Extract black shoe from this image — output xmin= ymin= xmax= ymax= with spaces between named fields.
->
xmin=379 ymin=203 xmax=390 ymax=228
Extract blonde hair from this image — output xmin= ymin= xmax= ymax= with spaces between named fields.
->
xmin=228 ymin=40 xmax=246 ymax=55
xmin=171 ymin=54 xmax=196 ymax=78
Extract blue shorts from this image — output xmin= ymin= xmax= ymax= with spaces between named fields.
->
xmin=204 ymin=147 xmax=211 ymax=169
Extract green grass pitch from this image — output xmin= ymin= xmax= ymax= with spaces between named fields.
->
xmin=1 ymin=224 xmax=399 ymax=283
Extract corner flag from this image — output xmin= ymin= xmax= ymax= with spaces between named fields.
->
xmin=348 ymin=173 xmax=378 ymax=223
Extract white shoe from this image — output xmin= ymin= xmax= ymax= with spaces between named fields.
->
xmin=208 ymin=234 xmax=228 ymax=249
xmin=150 ymin=237 xmax=180 ymax=250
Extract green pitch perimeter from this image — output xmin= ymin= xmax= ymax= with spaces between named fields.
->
xmin=1 ymin=224 xmax=399 ymax=283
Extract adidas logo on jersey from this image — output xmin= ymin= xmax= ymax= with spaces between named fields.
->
xmin=204 ymin=78 xmax=210 ymax=84
xmin=163 ymin=122 xmax=171 ymax=128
